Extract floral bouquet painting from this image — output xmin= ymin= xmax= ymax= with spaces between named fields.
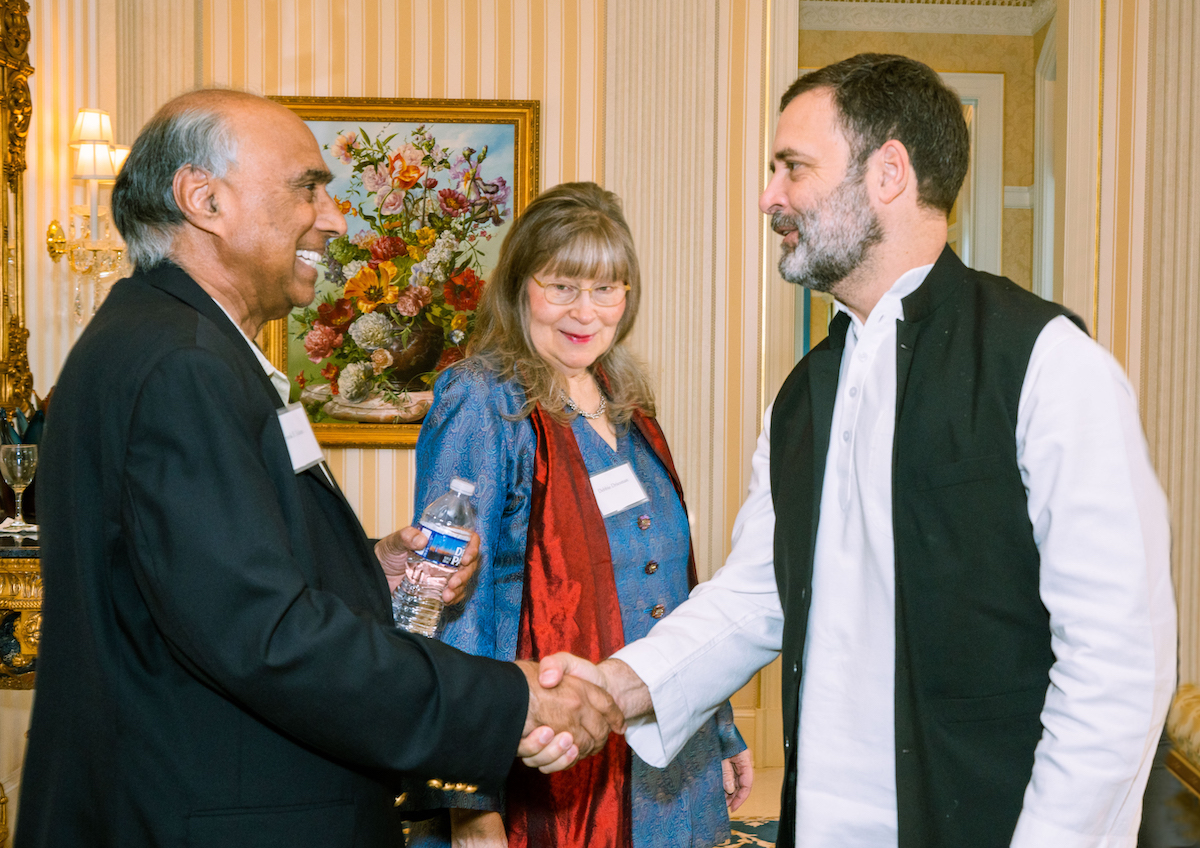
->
xmin=289 ymin=119 xmax=516 ymax=424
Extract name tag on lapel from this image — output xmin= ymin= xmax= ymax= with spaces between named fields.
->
xmin=277 ymin=403 xmax=324 ymax=474
xmin=589 ymin=462 xmax=650 ymax=518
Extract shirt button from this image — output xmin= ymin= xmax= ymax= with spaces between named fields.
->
xmin=849 ymin=386 xmax=858 ymax=397
xmin=857 ymin=352 xmax=867 ymax=362
xmin=842 ymin=431 xmax=850 ymax=442
xmin=644 ymin=560 xmax=659 ymax=574
xmin=637 ymin=514 xmax=651 ymax=531
xmin=650 ymin=604 xmax=666 ymax=619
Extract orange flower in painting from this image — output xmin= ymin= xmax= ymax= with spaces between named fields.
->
xmin=335 ymin=197 xmax=352 ymax=214
xmin=344 ymin=261 xmax=401 ymax=313
xmin=388 ymin=149 xmax=424 ymax=190
xmin=393 ymin=163 xmax=422 ymax=190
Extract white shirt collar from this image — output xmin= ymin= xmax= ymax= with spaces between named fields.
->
xmin=209 ymin=298 xmax=291 ymax=406
xmin=834 ymin=262 xmax=936 ymax=332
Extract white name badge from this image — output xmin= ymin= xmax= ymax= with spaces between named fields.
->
xmin=589 ymin=462 xmax=650 ymax=518
xmin=276 ymin=403 xmax=325 ymax=474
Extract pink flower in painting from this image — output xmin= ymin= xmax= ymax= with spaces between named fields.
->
xmin=395 ymin=143 xmax=423 ymax=169
xmin=379 ymin=188 xmax=406 ymax=216
xmin=480 ymin=176 xmax=510 ymax=205
xmin=409 ymin=285 xmax=433 ymax=309
xmin=394 ymin=285 xmax=432 ymax=317
xmin=394 ymin=292 xmax=422 ymax=317
xmin=438 ymin=189 xmax=470 ymax=218
xmin=330 ymin=132 xmax=362 ymax=164
xmin=304 ymin=323 xmax=343 ymax=363
xmin=362 ymin=163 xmax=390 ymax=193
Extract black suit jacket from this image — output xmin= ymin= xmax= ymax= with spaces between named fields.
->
xmin=18 ymin=263 xmax=528 ymax=847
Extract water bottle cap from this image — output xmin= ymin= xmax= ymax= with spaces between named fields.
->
xmin=449 ymin=477 xmax=476 ymax=497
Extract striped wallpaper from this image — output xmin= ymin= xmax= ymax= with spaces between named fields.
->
xmin=1143 ymin=0 xmax=1200 ymax=684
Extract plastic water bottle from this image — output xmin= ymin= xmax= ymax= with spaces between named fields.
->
xmin=393 ymin=478 xmax=477 ymax=637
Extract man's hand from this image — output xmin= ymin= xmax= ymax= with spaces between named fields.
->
xmin=514 ymin=659 xmax=625 ymax=774
xmin=537 ymin=653 xmax=654 ymax=721
xmin=722 ymin=747 xmax=754 ymax=812
xmin=374 ymin=527 xmax=481 ymax=605
xmin=449 ymin=808 xmax=507 ymax=848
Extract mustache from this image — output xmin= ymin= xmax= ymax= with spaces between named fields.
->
xmin=771 ymin=211 xmax=802 ymax=237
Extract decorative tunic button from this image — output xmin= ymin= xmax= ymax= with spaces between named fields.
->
xmin=650 ymin=604 xmax=666 ymax=619
xmin=637 ymin=514 xmax=651 ymax=530
xmin=644 ymin=560 xmax=659 ymax=574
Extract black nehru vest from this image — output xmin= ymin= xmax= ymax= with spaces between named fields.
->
xmin=769 ymin=246 xmax=1085 ymax=848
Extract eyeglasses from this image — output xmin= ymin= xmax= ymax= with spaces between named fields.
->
xmin=531 ymin=275 xmax=630 ymax=307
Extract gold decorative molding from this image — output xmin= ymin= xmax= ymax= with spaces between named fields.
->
xmin=0 ymin=0 xmax=30 ymax=415
xmin=0 ymin=555 xmax=40 ymax=689
xmin=5 ymin=69 xmax=30 ymax=190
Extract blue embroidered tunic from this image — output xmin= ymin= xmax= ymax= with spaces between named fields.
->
xmin=405 ymin=363 xmax=744 ymax=848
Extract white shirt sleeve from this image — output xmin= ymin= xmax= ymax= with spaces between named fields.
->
xmin=1010 ymin=316 xmax=1176 ymax=848
xmin=613 ymin=405 xmax=785 ymax=767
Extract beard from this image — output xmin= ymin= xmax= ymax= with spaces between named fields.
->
xmin=773 ymin=169 xmax=883 ymax=293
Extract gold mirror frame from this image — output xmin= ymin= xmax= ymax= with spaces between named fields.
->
xmin=0 ymin=3 xmax=32 ymax=413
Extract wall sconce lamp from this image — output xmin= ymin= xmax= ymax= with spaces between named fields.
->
xmin=46 ymin=108 xmax=132 ymax=322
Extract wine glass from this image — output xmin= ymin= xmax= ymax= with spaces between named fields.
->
xmin=0 ymin=444 xmax=37 ymax=533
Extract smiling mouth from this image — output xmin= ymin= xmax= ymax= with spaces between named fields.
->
xmin=296 ymin=249 xmax=324 ymax=270
xmin=562 ymin=331 xmax=595 ymax=344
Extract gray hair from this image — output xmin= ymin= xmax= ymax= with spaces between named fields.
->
xmin=112 ymin=98 xmax=239 ymax=269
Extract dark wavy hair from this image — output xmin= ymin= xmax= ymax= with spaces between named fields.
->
xmin=781 ymin=54 xmax=969 ymax=214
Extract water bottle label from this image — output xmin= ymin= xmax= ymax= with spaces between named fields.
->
xmin=418 ymin=523 xmax=470 ymax=567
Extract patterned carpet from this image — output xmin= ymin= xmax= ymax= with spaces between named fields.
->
xmin=721 ymin=818 xmax=779 ymax=847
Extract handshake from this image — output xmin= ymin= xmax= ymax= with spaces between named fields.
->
xmin=377 ymin=527 xmax=651 ymax=774
xmin=377 ymin=527 xmax=754 ymax=811
xmin=513 ymin=654 xmax=652 ymax=773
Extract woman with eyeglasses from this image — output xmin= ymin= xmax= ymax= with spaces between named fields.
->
xmin=404 ymin=182 xmax=752 ymax=848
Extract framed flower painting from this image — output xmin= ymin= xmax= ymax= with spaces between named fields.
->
xmin=261 ymin=96 xmax=539 ymax=447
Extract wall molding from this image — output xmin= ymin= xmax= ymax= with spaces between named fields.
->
xmin=1004 ymin=185 xmax=1033 ymax=208
xmin=797 ymin=0 xmax=1055 ymax=36
xmin=944 ymin=72 xmax=1004 ymax=275
xmin=1032 ymin=17 xmax=1056 ymax=300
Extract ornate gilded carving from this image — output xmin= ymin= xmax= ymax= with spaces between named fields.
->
xmin=0 ymin=0 xmax=31 ymax=417
xmin=0 ymin=556 xmax=40 ymax=689
xmin=0 ymin=2 xmax=30 ymax=66
xmin=2 ymin=317 xmax=32 ymax=412
xmin=5 ymin=70 xmax=29 ymax=188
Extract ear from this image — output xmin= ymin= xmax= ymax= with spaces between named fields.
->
xmin=172 ymin=165 xmax=223 ymax=235
xmin=874 ymin=139 xmax=912 ymax=206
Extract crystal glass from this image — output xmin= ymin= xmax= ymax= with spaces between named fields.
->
xmin=0 ymin=444 xmax=37 ymax=533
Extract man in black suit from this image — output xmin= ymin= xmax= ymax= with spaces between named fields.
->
xmin=17 ymin=89 xmax=621 ymax=847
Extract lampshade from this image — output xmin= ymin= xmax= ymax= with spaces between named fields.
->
xmin=73 ymin=143 xmax=116 ymax=180
xmin=109 ymin=145 xmax=130 ymax=174
xmin=70 ymin=108 xmax=114 ymax=147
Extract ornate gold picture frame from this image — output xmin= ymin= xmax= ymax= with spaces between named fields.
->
xmin=262 ymin=97 xmax=539 ymax=448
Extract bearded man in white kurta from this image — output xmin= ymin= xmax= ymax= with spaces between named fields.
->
xmin=539 ymin=54 xmax=1175 ymax=848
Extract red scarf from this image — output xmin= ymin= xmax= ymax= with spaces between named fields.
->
xmin=505 ymin=405 xmax=695 ymax=848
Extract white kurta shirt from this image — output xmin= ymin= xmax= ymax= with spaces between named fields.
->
xmin=614 ymin=268 xmax=1175 ymax=848
xmin=792 ymin=264 xmax=929 ymax=844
